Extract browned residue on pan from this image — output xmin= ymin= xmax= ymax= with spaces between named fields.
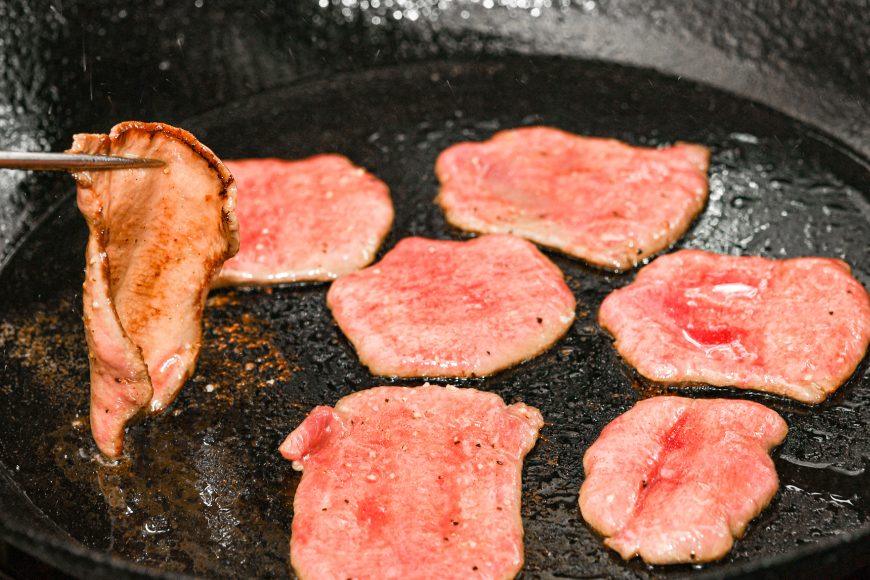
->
xmin=21 ymin=291 xmax=301 ymax=577
xmin=202 ymin=292 xmax=297 ymax=392
xmin=0 ymin=295 xmax=89 ymax=405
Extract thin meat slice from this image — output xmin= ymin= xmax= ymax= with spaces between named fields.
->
xmin=435 ymin=127 xmax=709 ymax=271
xmin=70 ymin=121 xmax=239 ymax=458
xmin=579 ymin=397 xmax=788 ymax=564
xmin=214 ymin=155 xmax=393 ymax=287
xmin=280 ymin=384 xmax=544 ymax=580
xmin=326 ymin=234 xmax=576 ymax=378
xmin=599 ymin=249 xmax=870 ymax=404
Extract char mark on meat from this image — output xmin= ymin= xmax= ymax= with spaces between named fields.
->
xmin=70 ymin=121 xmax=239 ymax=458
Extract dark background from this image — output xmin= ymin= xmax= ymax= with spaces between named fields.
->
xmin=4 ymin=0 xmax=870 ymax=261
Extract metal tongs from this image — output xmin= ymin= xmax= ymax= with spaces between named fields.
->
xmin=0 ymin=151 xmax=166 ymax=171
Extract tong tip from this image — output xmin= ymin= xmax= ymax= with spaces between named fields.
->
xmin=0 ymin=152 xmax=167 ymax=171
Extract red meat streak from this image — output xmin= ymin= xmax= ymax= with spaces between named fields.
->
xmin=280 ymin=385 xmax=543 ymax=580
xmin=599 ymin=249 xmax=870 ymax=403
xmin=579 ymin=397 xmax=788 ymax=564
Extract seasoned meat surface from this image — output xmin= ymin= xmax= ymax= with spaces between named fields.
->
xmin=579 ymin=396 xmax=788 ymax=564
xmin=599 ymin=249 xmax=870 ymax=403
xmin=280 ymin=384 xmax=544 ymax=580
xmin=215 ymin=155 xmax=393 ymax=287
xmin=436 ymin=127 xmax=709 ymax=270
xmin=326 ymin=234 xmax=576 ymax=378
xmin=71 ymin=121 xmax=239 ymax=458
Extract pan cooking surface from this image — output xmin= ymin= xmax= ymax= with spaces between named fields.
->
xmin=2 ymin=57 xmax=870 ymax=580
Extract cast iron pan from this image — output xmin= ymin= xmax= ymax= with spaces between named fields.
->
xmin=3 ymin=56 xmax=870 ymax=580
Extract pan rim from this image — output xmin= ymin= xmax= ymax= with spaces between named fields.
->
xmin=3 ymin=452 xmax=870 ymax=580
xmin=4 ymin=56 xmax=870 ymax=580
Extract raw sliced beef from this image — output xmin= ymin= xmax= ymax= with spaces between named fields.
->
xmin=214 ymin=155 xmax=393 ymax=287
xmin=579 ymin=396 xmax=788 ymax=564
xmin=435 ymin=127 xmax=709 ymax=271
xmin=326 ymin=234 xmax=576 ymax=378
xmin=280 ymin=384 xmax=544 ymax=580
xmin=70 ymin=121 xmax=239 ymax=458
xmin=599 ymin=249 xmax=870 ymax=404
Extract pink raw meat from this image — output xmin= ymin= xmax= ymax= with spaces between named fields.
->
xmin=599 ymin=249 xmax=870 ymax=404
xmin=280 ymin=384 xmax=544 ymax=580
xmin=214 ymin=155 xmax=393 ymax=287
xmin=326 ymin=234 xmax=576 ymax=378
xmin=435 ymin=127 xmax=709 ymax=271
xmin=579 ymin=396 xmax=788 ymax=564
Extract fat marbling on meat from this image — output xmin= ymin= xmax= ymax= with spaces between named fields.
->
xmin=326 ymin=234 xmax=576 ymax=378
xmin=435 ymin=127 xmax=709 ymax=271
xmin=280 ymin=384 xmax=544 ymax=580
xmin=214 ymin=155 xmax=393 ymax=287
xmin=599 ymin=249 xmax=870 ymax=404
xmin=70 ymin=121 xmax=239 ymax=458
xmin=579 ymin=396 xmax=788 ymax=565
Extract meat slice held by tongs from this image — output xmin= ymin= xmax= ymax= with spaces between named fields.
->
xmin=69 ymin=121 xmax=239 ymax=458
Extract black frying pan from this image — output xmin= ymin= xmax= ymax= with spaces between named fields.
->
xmin=3 ymin=2 xmax=870 ymax=580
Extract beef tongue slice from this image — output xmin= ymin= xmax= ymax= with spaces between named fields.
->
xmin=69 ymin=121 xmax=239 ymax=458
xmin=280 ymin=384 xmax=544 ymax=580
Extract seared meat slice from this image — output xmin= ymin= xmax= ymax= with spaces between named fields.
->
xmin=280 ymin=384 xmax=544 ymax=580
xmin=579 ymin=396 xmax=788 ymax=564
xmin=598 ymin=249 xmax=870 ymax=404
xmin=214 ymin=155 xmax=393 ymax=287
xmin=326 ymin=234 xmax=576 ymax=378
xmin=70 ymin=121 xmax=239 ymax=458
xmin=436 ymin=127 xmax=709 ymax=271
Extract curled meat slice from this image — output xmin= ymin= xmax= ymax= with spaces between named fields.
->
xmin=599 ymin=249 xmax=870 ymax=404
xmin=436 ymin=127 xmax=709 ymax=271
xmin=280 ymin=384 xmax=544 ymax=580
xmin=579 ymin=397 xmax=788 ymax=564
xmin=70 ymin=121 xmax=239 ymax=458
